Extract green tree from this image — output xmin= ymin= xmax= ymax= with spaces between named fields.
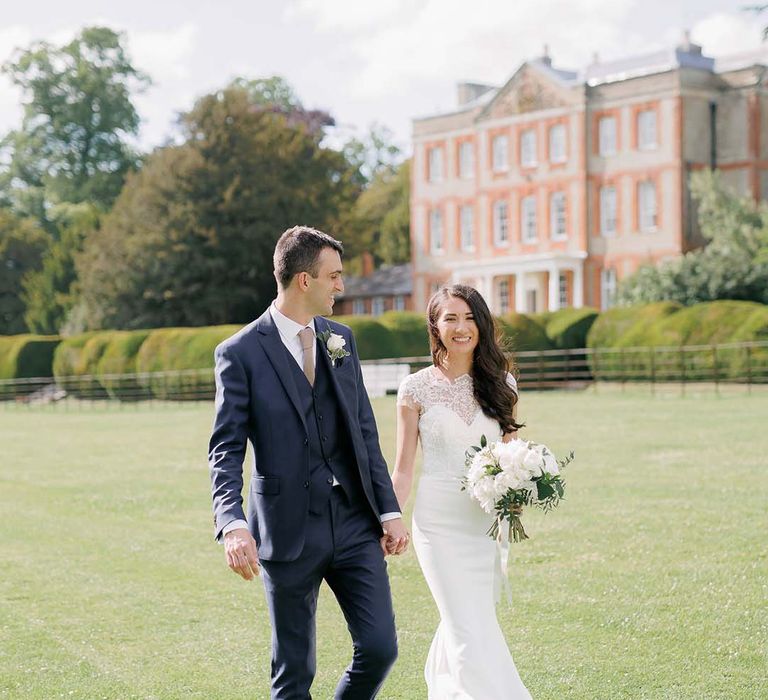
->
xmin=76 ymin=84 xmax=361 ymax=329
xmin=1 ymin=26 xmax=149 ymax=228
xmin=23 ymin=202 xmax=99 ymax=333
xmin=0 ymin=209 xmax=46 ymax=334
xmin=619 ymin=170 xmax=768 ymax=305
xmin=348 ymin=159 xmax=410 ymax=266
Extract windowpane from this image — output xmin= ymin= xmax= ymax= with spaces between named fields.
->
xmin=371 ymin=297 xmax=385 ymax=316
xmin=492 ymin=135 xmax=509 ymax=172
xmin=600 ymin=186 xmax=617 ymax=236
xmin=493 ymin=200 xmax=509 ymax=245
xmin=598 ymin=117 xmax=617 ymax=156
xmin=459 ymin=141 xmax=474 ymax=178
xmin=549 ymin=124 xmax=566 ymax=163
xmin=498 ymin=279 xmax=510 ymax=314
xmin=558 ymin=273 xmax=568 ymax=308
xmin=550 ymin=192 xmax=567 ymax=240
xmin=601 ymin=268 xmax=617 ymax=310
xmin=521 ymin=196 xmax=537 ymax=242
xmin=460 ymin=205 xmax=475 ymax=250
xmin=521 ymin=130 xmax=537 ymax=167
xmin=430 ymin=208 xmax=444 ymax=252
xmin=638 ymin=181 xmax=657 ymax=231
xmin=428 ymin=147 xmax=443 ymax=182
xmin=638 ymin=110 xmax=657 ymax=150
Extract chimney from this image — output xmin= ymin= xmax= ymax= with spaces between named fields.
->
xmin=361 ymin=251 xmax=375 ymax=277
xmin=678 ymin=29 xmax=702 ymax=56
xmin=539 ymin=44 xmax=552 ymax=67
xmin=457 ymin=82 xmax=495 ymax=106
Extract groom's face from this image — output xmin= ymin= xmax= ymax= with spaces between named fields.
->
xmin=306 ymin=247 xmax=344 ymax=316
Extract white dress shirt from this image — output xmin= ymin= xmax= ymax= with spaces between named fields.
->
xmin=222 ymin=302 xmax=399 ymax=537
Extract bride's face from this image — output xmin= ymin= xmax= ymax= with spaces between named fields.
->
xmin=436 ymin=296 xmax=479 ymax=359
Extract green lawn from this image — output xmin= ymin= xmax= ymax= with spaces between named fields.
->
xmin=1 ymin=390 xmax=766 ymax=699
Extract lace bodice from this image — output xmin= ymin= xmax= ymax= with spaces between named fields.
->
xmin=397 ymin=366 xmax=517 ymax=478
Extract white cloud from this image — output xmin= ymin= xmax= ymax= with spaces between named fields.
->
xmin=331 ymin=0 xmax=638 ymax=100
xmin=691 ymin=11 xmax=764 ymax=57
xmin=129 ymin=23 xmax=198 ymax=81
xmin=283 ymin=0 xmax=414 ymax=31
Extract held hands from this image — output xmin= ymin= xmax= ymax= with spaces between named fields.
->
xmin=223 ymin=528 xmax=260 ymax=580
xmin=380 ymin=517 xmax=410 ymax=556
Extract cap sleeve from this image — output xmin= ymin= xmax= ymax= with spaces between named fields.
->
xmin=506 ymin=371 xmax=518 ymax=395
xmin=397 ymin=373 xmax=422 ymax=413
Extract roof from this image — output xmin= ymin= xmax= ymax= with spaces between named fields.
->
xmin=340 ymin=263 xmax=413 ymax=299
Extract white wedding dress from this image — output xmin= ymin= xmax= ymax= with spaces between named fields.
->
xmin=398 ymin=366 xmax=532 ymax=700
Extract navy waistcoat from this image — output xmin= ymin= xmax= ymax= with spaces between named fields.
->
xmin=285 ymin=342 xmax=363 ymax=514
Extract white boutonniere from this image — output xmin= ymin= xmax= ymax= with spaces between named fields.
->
xmin=317 ymin=330 xmax=351 ymax=366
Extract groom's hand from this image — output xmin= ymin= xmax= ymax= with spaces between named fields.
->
xmin=223 ymin=528 xmax=260 ymax=580
xmin=380 ymin=518 xmax=410 ymax=556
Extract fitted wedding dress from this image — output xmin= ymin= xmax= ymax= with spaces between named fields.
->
xmin=398 ymin=366 xmax=532 ymax=700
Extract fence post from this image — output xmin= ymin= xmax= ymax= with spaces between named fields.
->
xmin=746 ymin=345 xmax=752 ymax=395
xmin=537 ymin=351 xmax=544 ymax=390
xmin=649 ymin=347 xmax=656 ymax=396
xmin=679 ymin=347 xmax=686 ymax=397
xmin=620 ymin=347 xmax=626 ymax=392
xmin=711 ymin=345 xmax=719 ymax=397
xmin=592 ymin=349 xmax=599 ymax=393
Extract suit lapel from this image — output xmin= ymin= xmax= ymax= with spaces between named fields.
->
xmin=316 ymin=318 xmax=355 ymax=428
xmin=256 ymin=310 xmax=308 ymax=433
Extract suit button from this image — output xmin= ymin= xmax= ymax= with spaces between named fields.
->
xmin=326 ymin=477 xmax=333 ymax=485
xmin=303 ymin=481 xmax=309 ymax=488
xmin=322 ymin=436 xmax=327 ymax=442
xmin=304 ymin=438 xmax=308 ymax=445
xmin=318 ymin=415 xmax=323 ymax=421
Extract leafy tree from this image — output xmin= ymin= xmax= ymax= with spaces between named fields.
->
xmin=618 ymin=170 xmax=768 ymax=305
xmin=0 ymin=26 xmax=149 ymax=228
xmin=347 ymin=159 xmax=410 ymax=267
xmin=76 ymin=84 xmax=361 ymax=329
xmin=23 ymin=202 xmax=99 ymax=333
xmin=343 ymin=123 xmax=403 ymax=185
xmin=0 ymin=209 xmax=46 ymax=334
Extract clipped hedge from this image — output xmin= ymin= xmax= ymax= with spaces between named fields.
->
xmin=540 ymin=307 xmax=599 ymax=350
xmin=587 ymin=301 xmax=768 ymax=382
xmin=497 ymin=313 xmax=552 ymax=352
xmin=331 ymin=316 xmax=399 ymax=360
xmin=586 ymin=301 xmax=682 ymax=349
xmin=96 ymin=329 xmax=153 ymax=400
xmin=377 ymin=311 xmax=430 ymax=358
xmin=136 ymin=325 xmax=240 ymax=400
xmin=0 ymin=334 xmax=60 ymax=380
xmin=53 ymin=332 xmax=115 ymax=398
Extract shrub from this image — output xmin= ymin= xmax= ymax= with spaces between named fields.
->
xmin=96 ymin=329 xmax=152 ymax=400
xmin=53 ymin=332 xmax=114 ymax=398
xmin=377 ymin=311 xmax=430 ymax=358
xmin=586 ymin=302 xmax=682 ymax=349
xmin=0 ymin=334 xmax=60 ymax=380
xmin=331 ymin=316 xmax=398 ymax=360
xmin=497 ymin=313 xmax=552 ymax=352
xmin=136 ymin=325 xmax=240 ymax=400
xmin=542 ymin=308 xmax=599 ymax=350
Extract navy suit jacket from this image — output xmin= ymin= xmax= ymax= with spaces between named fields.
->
xmin=208 ymin=309 xmax=400 ymax=561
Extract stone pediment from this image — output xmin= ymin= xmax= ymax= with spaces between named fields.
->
xmin=478 ymin=63 xmax=576 ymax=120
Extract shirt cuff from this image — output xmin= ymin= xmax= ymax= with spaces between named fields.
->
xmin=222 ymin=519 xmax=249 ymax=536
xmin=380 ymin=512 xmax=401 ymax=522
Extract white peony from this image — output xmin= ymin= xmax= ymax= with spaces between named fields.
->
xmin=327 ymin=333 xmax=346 ymax=352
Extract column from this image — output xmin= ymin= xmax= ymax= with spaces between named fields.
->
xmin=482 ymin=274 xmax=494 ymax=308
xmin=573 ymin=264 xmax=584 ymax=308
xmin=514 ymin=271 xmax=526 ymax=313
xmin=548 ymin=266 xmax=560 ymax=311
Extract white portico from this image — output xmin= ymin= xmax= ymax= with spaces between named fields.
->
xmin=446 ymin=252 xmax=587 ymax=315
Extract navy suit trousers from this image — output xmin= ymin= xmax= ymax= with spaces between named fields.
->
xmin=260 ymin=487 xmax=398 ymax=700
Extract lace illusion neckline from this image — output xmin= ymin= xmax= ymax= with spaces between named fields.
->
xmin=431 ymin=366 xmax=472 ymax=385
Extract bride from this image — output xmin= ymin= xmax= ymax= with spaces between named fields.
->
xmin=392 ymin=284 xmax=532 ymax=699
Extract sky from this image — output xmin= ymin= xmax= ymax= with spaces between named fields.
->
xmin=0 ymin=0 xmax=764 ymax=155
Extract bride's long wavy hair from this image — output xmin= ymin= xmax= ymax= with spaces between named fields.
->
xmin=427 ymin=284 xmax=523 ymax=434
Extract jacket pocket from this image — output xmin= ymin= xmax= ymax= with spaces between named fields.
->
xmin=253 ymin=476 xmax=280 ymax=495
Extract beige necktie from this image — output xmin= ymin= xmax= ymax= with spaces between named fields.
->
xmin=298 ymin=327 xmax=315 ymax=385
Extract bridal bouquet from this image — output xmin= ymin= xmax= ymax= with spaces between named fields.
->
xmin=463 ymin=436 xmax=574 ymax=542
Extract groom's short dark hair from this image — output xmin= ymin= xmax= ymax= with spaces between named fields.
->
xmin=274 ymin=225 xmax=344 ymax=289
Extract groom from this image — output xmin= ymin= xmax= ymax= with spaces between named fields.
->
xmin=208 ymin=225 xmax=409 ymax=699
